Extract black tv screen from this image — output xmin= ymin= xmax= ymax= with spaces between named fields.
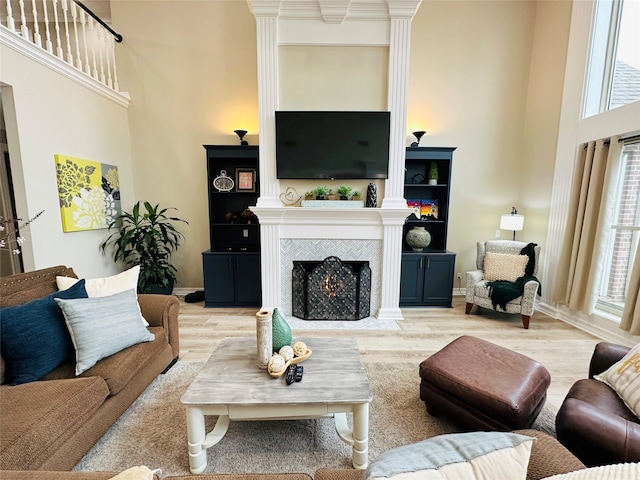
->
xmin=275 ymin=111 xmax=390 ymax=179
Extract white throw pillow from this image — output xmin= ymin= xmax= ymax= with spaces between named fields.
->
xmin=483 ymin=252 xmax=528 ymax=282
xmin=594 ymin=343 xmax=640 ymax=419
xmin=55 ymin=289 xmax=155 ymax=375
xmin=364 ymin=431 xmax=533 ymax=480
xmin=109 ymin=466 xmax=162 ymax=480
xmin=56 ymin=265 xmax=148 ymax=326
xmin=543 ymin=462 xmax=640 ymax=479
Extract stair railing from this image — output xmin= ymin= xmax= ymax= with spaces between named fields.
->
xmin=2 ymin=0 xmax=124 ymax=93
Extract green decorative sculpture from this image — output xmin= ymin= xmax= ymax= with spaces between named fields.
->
xmin=271 ymin=308 xmax=292 ymax=351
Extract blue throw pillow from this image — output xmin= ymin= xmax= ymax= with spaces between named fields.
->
xmin=0 ymin=279 xmax=88 ymax=385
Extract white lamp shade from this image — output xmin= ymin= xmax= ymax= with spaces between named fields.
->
xmin=500 ymin=214 xmax=525 ymax=231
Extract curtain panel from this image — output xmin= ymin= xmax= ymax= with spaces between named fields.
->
xmin=553 ymin=137 xmax=621 ymax=315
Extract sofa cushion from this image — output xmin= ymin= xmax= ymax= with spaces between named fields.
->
xmin=363 ymin=431 xmax=533 ymax=480
xmin=483 ymin=252 xmax=528 ymax=282
xmin=55 ymin=289 xmax=155 ymax=375
xmin=0 ymin=376 xmax=109 ymax=470
xmin=594 ymin=343 xmax=640 ymax=419
xmin=0 ymin=280 xmax=88 ymax=385
xmin=56 ymin=265 xmax=148 ymax=326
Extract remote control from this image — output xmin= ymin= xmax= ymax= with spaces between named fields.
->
xmin=285 ymin=364 xmax=296 ymax=385
xmin=295 ymin=365 xmax=303 ymax=382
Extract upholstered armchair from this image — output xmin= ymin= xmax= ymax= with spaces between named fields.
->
xmin=465 ymin=240 xmax=541 ymax=329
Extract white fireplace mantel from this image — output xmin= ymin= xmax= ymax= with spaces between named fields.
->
xmin=247 ymin=0 xmax=422 ymax=321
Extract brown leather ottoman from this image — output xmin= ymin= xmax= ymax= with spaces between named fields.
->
xmin=419 ymin=335 xmax=551 ymax=431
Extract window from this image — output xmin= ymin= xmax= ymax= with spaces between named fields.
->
xmin=584 ymin=0 xmax=640 ymax=118
xmin=597 ymin=140 xmax=640 ymax=316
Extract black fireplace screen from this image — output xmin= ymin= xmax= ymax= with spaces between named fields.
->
xmin=292 ymin=256 xmax=371 ymax=320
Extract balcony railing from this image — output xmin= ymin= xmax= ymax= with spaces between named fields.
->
xmin=2 ymin=0 xmax=123 ymax=95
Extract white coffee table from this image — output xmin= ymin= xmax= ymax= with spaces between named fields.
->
xmin=180 ymin=336 xmax=372 ymax=473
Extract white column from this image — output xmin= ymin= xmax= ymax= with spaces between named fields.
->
xmin=377 ymin=209 xmax=407 ymax=320
xmin=251 ymin=207 xmax=285 ymax=311
xmin=249 ymin=1 xmax=282 ymax=208
xmin=383 ymin=2 xmax=421 ymax=208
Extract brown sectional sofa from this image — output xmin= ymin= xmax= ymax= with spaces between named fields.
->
xmin=0 ymin=265 xmax=180 ymax=472
xmin=0 ymin=430 xmax=585 ymax=479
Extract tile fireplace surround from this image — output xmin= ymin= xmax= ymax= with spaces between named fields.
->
xmin=252 ymin=206 xmax=410 ymax=322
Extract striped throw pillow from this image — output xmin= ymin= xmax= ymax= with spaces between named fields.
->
xmin=594 ymin=343 xmax=640 ymax=419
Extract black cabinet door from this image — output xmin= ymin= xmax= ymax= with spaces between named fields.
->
xmin=234 ymin=254 xmax=261 ymax=305
xmin=400 ymin=254 xmax=426 ymax=306
xmin=422 ymin=253 xmax=455 ymax=307
xmin=203 ymin=252 xmax=234 ymax=306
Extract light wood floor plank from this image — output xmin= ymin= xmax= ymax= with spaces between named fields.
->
xmin=177 ymin=296 xmax=603 ymax=409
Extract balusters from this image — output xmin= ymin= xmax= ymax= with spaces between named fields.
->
xmin=2 ymin=0 xmax=121 ymax=93
xmin=52 ymin=0 xmax=63 ymax=59
xmin=70 ymin=1 xmax=82 ymax=69
xmin=61 ymin=0 xmax=73 ymax=64
xmin=18 ymin=0 xmax=29 ymax=39
xmin=42 ymin=0 xmax=53 ymax=53
xmin=31 ymin=0 xmax=42 ymax=48
xmin=5 ymin=0 xmax=15 ymax=32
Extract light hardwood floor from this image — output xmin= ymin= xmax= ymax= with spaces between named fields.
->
xmin=177 ymin=296 xmax=603 ymax=410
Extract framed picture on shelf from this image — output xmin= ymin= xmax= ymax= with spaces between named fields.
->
xmin=407 ymin=199 xmax=421 ymax=220
xmin=421 ymin=199 xmax=438 ymax=220
xmin=236 ymin=168 xmax=256 ymax=192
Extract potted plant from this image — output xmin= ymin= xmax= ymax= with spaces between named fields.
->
xmin=428 ymin=162 xmax=439 ymax=185
xmin=314 ymin=186 xmax=330 ymax=200
xmin=337 ymin=184 xmax=352 ymax=200
xmin=304 ymin=191 xmax=315 ymax=201
xmin=352 ymin=191 xmax=361 ymax=200
xmin=100 ymin=201 xmax=188 ymax=294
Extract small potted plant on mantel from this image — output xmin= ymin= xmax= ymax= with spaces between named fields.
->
xmin=314 ymin=186 xmax=330 ymax=200
xmin=352 ymin=190 xmax=361 ymax=200
xmin=337 ymin=184 xmax=352 ymax=200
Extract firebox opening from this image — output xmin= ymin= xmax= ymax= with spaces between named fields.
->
xmin=292 ymin=256 xmax=371 ymax=321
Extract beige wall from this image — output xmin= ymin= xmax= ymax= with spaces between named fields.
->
xmin=0 ymin=45 xmax=134 ymax=278
xmin=111 ymin=0 xmax=571 ymax=292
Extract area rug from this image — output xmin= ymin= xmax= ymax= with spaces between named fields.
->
xmin=74 ymin=360 xmax=557 ymax=476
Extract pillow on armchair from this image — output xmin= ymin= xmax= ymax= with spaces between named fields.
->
xmin=483 ymin=252 xmax=528 ymax=282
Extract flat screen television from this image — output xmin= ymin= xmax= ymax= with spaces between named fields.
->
xmin=275 ymin=111 xmax=390 ymax=179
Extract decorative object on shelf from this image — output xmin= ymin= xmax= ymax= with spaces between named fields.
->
xmin=421 ymin=199 xmax=438 ymax=220
xmin=271 ymin=307 xmax=292 ymax=351
xmin=225 ymin=211 xmax=238 ymax=223
xmin=233 ymin=129 xmax=248 ymax=145
xmin=279 ymin=187 xmax=302 ymax=207
xmin=238 ymin=208 xmax=258 ymax=224
xmin=0 ymin=209 xmax=44 ymax=255
xmin=411 ymin=130 xmax=426 ymax=147
xmin=412 ymin=173 xmax=425 ymax=184
xmin=255 ymin=310 xmax=272 ymax=369
xmin=428 ymin=162 xmax=439 ymax=185
xmin=500 ymin=206 xmax=525 ymax=240
xmin=213 ymin=170 xmax=234 ymax=192
xmin=366 ymin=183 xmax=377 ymax=208
xmin=292 ymin=341 xmax=308 ymax=357
xmin=352 ymin=191 xmax=361 ymax=200
xmin=407 ymin=199 xmax=421 ymax=220
xmin=236 ymin=168 xmax=256 ymax=192
xmin=406 ymin=226 xmax=431 ymax=251
xmin=337 ymin=184 xmax=352 ymax=200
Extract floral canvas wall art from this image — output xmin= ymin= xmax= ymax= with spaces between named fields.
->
xmin=55 ymin=154 xmax=121 ymax=232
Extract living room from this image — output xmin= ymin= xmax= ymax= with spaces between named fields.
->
xmin=2 ymin=1 xmax=640 ymax=477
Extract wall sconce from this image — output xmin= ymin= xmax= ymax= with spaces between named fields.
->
xmin=411 ymin=131 xmax=426 ymax=147
xmin=234 ymin=130 xmax=248 ymax=145
xmin=500 ymin=207 xmax=525 ymax=241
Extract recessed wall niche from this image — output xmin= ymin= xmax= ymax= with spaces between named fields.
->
xmin=278 ymin=45 xmax=388 ymax=110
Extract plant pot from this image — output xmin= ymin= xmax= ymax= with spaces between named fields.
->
xmin=428 ymin=179 xmax=437 ymax=185
xmin=340 ymin=195 xmax=349 ymax=200
xmin=146 ymin=279 xmax=174 ymax=295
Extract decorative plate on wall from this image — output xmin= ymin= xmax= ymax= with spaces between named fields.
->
xmin=213 ymin=170 xmax=234 ymax=192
